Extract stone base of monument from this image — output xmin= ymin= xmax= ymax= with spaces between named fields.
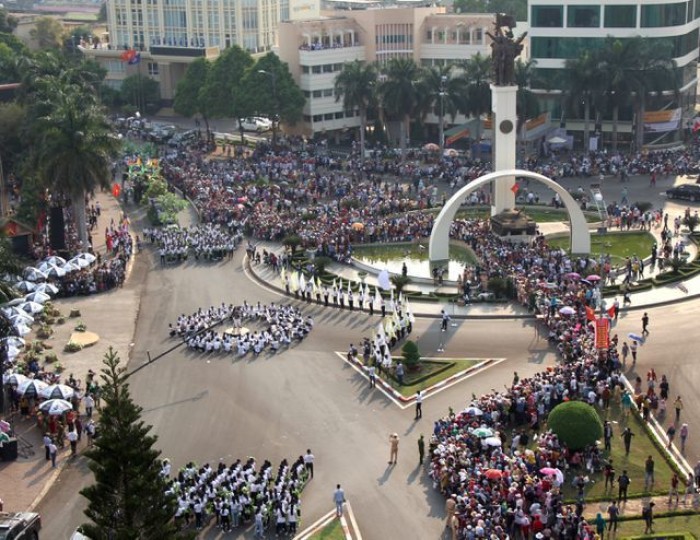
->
xmin=68 ymin=331 xmax=100 ymax=348
xmin=490 ymin=209 xmax=537 ymax=240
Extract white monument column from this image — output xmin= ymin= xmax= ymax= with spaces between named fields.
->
xmin=490 ymin=84 xmax=518 ymax=214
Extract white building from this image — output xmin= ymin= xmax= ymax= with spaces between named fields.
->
xmin=277 ymin=6 xmax=493 ymax=136
xmin=529 ymin=0 xmax=700 ymax=146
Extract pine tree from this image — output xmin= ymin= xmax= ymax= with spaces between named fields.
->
xmin=80 ymin=347 xmax=189 ymax=539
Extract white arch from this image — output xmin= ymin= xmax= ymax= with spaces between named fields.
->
xmin=429 ymin=169 xmax=591 ymax=262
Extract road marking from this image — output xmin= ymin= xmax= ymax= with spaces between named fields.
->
xmin=335 ymin=352 xmax=505 ymax=409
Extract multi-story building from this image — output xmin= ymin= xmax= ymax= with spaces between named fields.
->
xmin=82 ymin=0 xmax=321 ymax=103
xmin=529 ymin=0 xmax=700 ymax=147
xmin=277 ymin=6 xmax=493 ymax=136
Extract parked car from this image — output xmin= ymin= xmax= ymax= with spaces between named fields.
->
xmin=0 ymin=511 xmax=41 ymax=540
xmin=666 ymin=184 xmax=700 ymax=202
xmin=240 ymin=117 xmax=272 ymax=132
xmin=168 ymin=129 xmax=199 ymax=147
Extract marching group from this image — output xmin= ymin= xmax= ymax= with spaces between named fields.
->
xmin=144 ymin=223 xmax=242 ymax=264
xmin=168 ymin=301 xmax=314 ymax=355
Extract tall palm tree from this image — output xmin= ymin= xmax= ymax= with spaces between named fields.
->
xmin=563 ymin=51 xmax=601 ymax=151
xmin=378 ymin=57 xmax=422 ymax=158
xmin=416 ymin=64 xmax=461 ymax=151
xmin=32 ymin=79 xmax=120 ymax=246
xmin=334 ymin=60 xmax=377 ymax=158
xmin=457 ymin=52 xmax=491 ymax=157
xmin=598 ymin=38 xmax=637 ymax=151
xmin=513 ymin=59 xmax=540 ymax=142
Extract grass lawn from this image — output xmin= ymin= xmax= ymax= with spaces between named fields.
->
xmin=308 ymin=518 xmax=345 ymax=540
xmin=615 ymin=514 xmax=700 ymax=538
xmin=451 ymin=206 xmax=600 ymax=223
xmin=548 ymin=231 xmax=656 ymax=267
xmin=557 ymin=404 xmax=676 ymax=501
xmin=380 ymin=358 xmax=480 ymax=397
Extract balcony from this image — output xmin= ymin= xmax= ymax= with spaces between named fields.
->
xmin=299 ymin=45 xmax=365 ymax=66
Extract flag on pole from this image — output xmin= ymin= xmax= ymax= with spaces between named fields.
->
xmin=299 ymin=273 xmax=306 ymax=292
xmin=510 ymin=183 xmax=519 ymax=194
xmin=374 ymin=287 xmax=381 ymax=308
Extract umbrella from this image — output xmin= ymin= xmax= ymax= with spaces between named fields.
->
xmin=24 ymin=291 xmax=51 ymax=304
xmin=9 ymin=312 xmax=34 ymax=325
xmin=76 ymin=252 xmax=97 ymax=264
xmin=559 ymin=306 xmax=576 ymax=316
xmin=580 ymin=279 xmax=592 ymax=285
xmin=351 ymin=222 xmax=364 ymax=232
xmin=423 ymin=143 xmax=440 ymax=152
xmin=6 ymin=345 xmax=21 ymax=361
xmin=13 ymin=323 xmax=31 ymax=336
xmin=565 ymin=272 xmax=581 ymax=280
xmin=586 ymin=274 xmax=602 ymax=281
xmin=38 ymin=398 xmax=73 ymax=416
xmin=1 ymin=336 xmax=25 ymax=349
xmin=473 ymin=427 xmax=494 ymax=438
xmin=43 ymin=256 xmax=67 ymax=267
xmin=548 ymin=136 xmax=567 ymax=144
xmin=540 ymin=467 xmax=558 ymax=476
xmin=37 ymin=262 xmax=56 ymax=274
xmin=463 ymin=406 xmax=483 ymax=416
xmin=46 ymin=266 xmax=67 ymax=278
xmin=484 ymin=437 xmax=502 ymax=447
xmin=62 ymin=262 xmax=81 ymax=273
xmin=443 ymin=148 xmax=458 ymax=157
xmin=19 ymin=301 xmax=44 ymax=315
xmin=23 ymin=267 xmax=47 ymax=282
xmin=40 ymin=384 xmax=75 ymax=400
xmin=68 ymin=257 xmax=91 ymax=269
xmin=17 ymin=379 xmax=49 ymax=398
xmin=14 ymin=281 xmax=36 ymax=293
xmin=628 ymin=333 xmax=645 ymax=345
xmin=484 ymin=469 xmax=503 ymax=480
xmin=35 ymin=283 xmax=59 ymax=295
xmin=2 ymin=373 xmax=27 ymax=386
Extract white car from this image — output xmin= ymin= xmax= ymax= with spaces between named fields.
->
xmin=240 ymin=117 xmax=272 ymax=132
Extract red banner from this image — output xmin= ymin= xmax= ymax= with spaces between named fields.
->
xmin=594 ymin=318 xmax=609 ymax=349
xmin=112 ymin=183 xmax=121 ymax=198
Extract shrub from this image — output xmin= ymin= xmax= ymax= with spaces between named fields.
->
xmin=390 ymin=274 xmax=412 ymax=293
xmin=282 ymin=235 xmax=302 ymax=254
xmin=45 ymin=352 xmax=59 ymax=363
xmin=75 ymin=321 xmax=87 ymax=332
xmin=634 ymin=201 xmax=653 ymax=212
xmin=64 ymin=341 xmax=84 ymax=353
xmin=57 ymin=317 xmax=66 ymax=325
xmin=487 ymin=277 xmax=508 ymax=298
xmin=548 ymin=401 xmax=603 ymax=450
xmin=314 ymin=256 xmax=333 ymax=275
xmin=37 ymin=325 xmax=53 ymax=339
xmin=401 ymin=340 xmax=421 ymax=369
xmin=70 ymin=309 xmax=81 ymax=318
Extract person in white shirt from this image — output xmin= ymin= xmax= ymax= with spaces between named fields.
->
xmin=303 ymin=449 xmax=315 ymax=479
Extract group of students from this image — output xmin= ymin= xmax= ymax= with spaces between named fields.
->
xmin=168 ymin=301 xmax=314 ymax=356
xmin=144 ymin=223 xmax=241 ymax=263
xmin=164 ymin=455 xmax=307 ymax=535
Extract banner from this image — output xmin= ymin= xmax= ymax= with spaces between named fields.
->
xmin=594 ymin=317 xmax=609 ymax=349
xmin=643 ymin=108 xmax=681 ymax=133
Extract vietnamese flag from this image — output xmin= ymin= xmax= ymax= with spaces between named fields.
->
xmin=607 ymin=305 xmax=616 ymax=318
xmin=585 ymin=305 xmax=596 ymax=321
xmin=511 ymin=183 xmax=519 ymax=194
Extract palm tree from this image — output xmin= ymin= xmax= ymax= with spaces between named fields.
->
xmin=32 ymin=79 xmax=120 ymax=246
xmin=597 ymin=38 xmax=636 ymax=151
xmin=378 ymin=58 xmax=422 ymax=158
xmin=563 ymin=51 xmax=601 ymax=151
xmin=457 ymin=52 xmax=491 ymax=157
xmin=416 ymin=64 xmax=461 ymax=151
xmin=513 ymin=59 xmax=540 ymax=142
xmin=334 ymin=61 xmax=377 ymax=158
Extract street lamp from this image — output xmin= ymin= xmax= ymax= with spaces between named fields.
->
xmin=258 ymin=69 xmax=278 ymax=147
xmin=439 ymin=75 xmax=448 ymax=156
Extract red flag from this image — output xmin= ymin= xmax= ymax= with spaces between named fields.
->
xmin=510 ymin=183 xmax=519 ymax=194
xmin=112 ymin=183 xmax=121 ymax=198
xmin=607 ymin=305 xmax=616 ymax=318
xmin=120 ymin=49 xmax=137 ymax=63
xmin=585 ymin=306 xmax=595 ymax=321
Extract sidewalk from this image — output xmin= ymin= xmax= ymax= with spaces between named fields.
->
xmin=1 ymin=190 xmax=146 ymax=513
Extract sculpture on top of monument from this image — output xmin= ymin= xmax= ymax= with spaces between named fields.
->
xmin=486 ymin=13 xmax=528 ymax=87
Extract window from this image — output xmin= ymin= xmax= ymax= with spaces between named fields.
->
xmin=531 ymin=5 xmax=563 ymax=27
xmin=333 ymin=63 xmax=343 ymax=71
xmin=313 ymin=114 xmax=322 ymax=122
xmin=604 ymin=5 xmax=637 ymax=27
xmin=312 ymin=65 xmax=322 ymax=74
xmin=334 ymin=112 xmax=344 ymax=119
xmin=426 ymin=30 xmax=432 ymax=40
xmin=148 ymin=62 xmax=159 ymax=76
xmin=567 ymin=5 xmax=600 ymax=27
xmin=302 ymin=66 xmax=310 ymax=74
xmin=641 ymin=2 xmax=687 ymax=27
xmin=323 ymin=64 xmax=333 ymax=73
xmin=473 ymin=28 xmax=482 ymax=43
xmin=324 ymin=113 xmax=334 ymax=120
xmin=312 ymin=90 xmax=322 ymax=98
xmin=107 ymin=60 xmax=126 ymax=73
xmin=323 ymin=88 xmax=333 ymax=97
xmin=303 ymin=90 xmax=311 ymax=98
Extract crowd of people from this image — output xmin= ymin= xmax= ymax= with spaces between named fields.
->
xmin=144 ymin=223 xmax=242 ymax=263
xmin=165 ymin=455 xmax=307 ymax=534
xmin=168 ymin=301 xmax=314 ymax=355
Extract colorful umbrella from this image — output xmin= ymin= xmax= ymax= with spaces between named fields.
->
xmin=565 ymin=272 xmax=581 ymax=280
xmin=484 ymin=469 xmax=503 ymax=480
xmin=586 ymin=274 xmax=602 ymax=281
xmin=463 ymin=406 xmax=484 ymax=416
xmin=473 ymin=427 xmax=494 ymax=438
xmin=559 ymin=306 xmax=576 ymax=316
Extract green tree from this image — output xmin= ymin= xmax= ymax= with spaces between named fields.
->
xmin=0 ymin=102 xmax=27 ymax=174
xmin=32 ymin=79 xmax=121 ymax=244
xmin=239 ymin=53 xmax=305 ymax=142
xmin=563 ymin=51 xmax=602 ymax=151
xmin=334 ymin=60 xmax=377 ymax=157
xmin=80 ymin=348 xmax=188 ymax=540
xmin=0 ymin=8 xmax=18 ymax=33
xmin=457 ymin=52 xmax=491 ymax=157
xmin=454 ymin=0 xmax=526 ymax=20
xmin=174 ymin=57 xmax=212 ymax=131
xmin=378 ymin=57 xmax=422 ymax=158
xmin=97 ymin=2 xmax=107 ymax=22
xmin=390 ymin=274 xmax=412 ymax=293
xmin=548 ymin=401 xmax=603 ymax=450
xmin=119 ymin=74 xmax=160 ymax=115
xmin=514 ymin=59 xmax=540 ymax=138
xmin=417 ymin=64 xmax=462 ymax=149
xmin=200 ymin=45 xmax=254 ymax=120
xmin=401 ymin=340 xmax=421 ymax=369
xmin=30 ymin=16 xmax=66 ymax=50
xmin=0 ymin=235 xmax=22 ymax=303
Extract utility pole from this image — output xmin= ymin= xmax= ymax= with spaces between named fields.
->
xmin=258 ymin=69 xmax=278 ymax=147
xmin=439 ymin=75 xmax=448 ymax=156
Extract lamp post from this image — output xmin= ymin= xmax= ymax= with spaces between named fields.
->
xmin=439 ymin=75 xmax=448 ymax=156
xmin=258 ymin=69 xmax=278 ymax=147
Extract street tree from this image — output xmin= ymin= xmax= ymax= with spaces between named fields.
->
xmin=378 ymin=57 xmax=423 ymax=158
xmin=334 ymin=60 xmax=377 ymax=157
xmin=200 ymin=45 xmax=253 ymax=121
xmin=80 ymin=348 xmax=190 ymax=540
xmin=120 ymin=74 xmax=160 ymax=115
xmin=563 ymin=51 xmax=602 ymax=151
xmin=30 ymin=16 xmax=66 ymax=50
xmin=514 ymin=58 xmax=540 ymax=137
xmin=457 ymin=52 xmax=491 ymax=157
xmin=417 ymin=64 xmax=462 ymax=148
xmin=173 ymin=57 xmax=212 ymax=132
xmin=0 ymin=102 xmax=27 ymax=174
xmin=32 ymin=77 xmax=120 ymax=245
xmin=0 ymin=8 xmax=17 ymax=33
xmin=453 ymin=0 xmax=526 ymax=20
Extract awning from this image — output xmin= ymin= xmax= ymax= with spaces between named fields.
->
xmin=444 ymin=118 xmax=480 ymax=145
